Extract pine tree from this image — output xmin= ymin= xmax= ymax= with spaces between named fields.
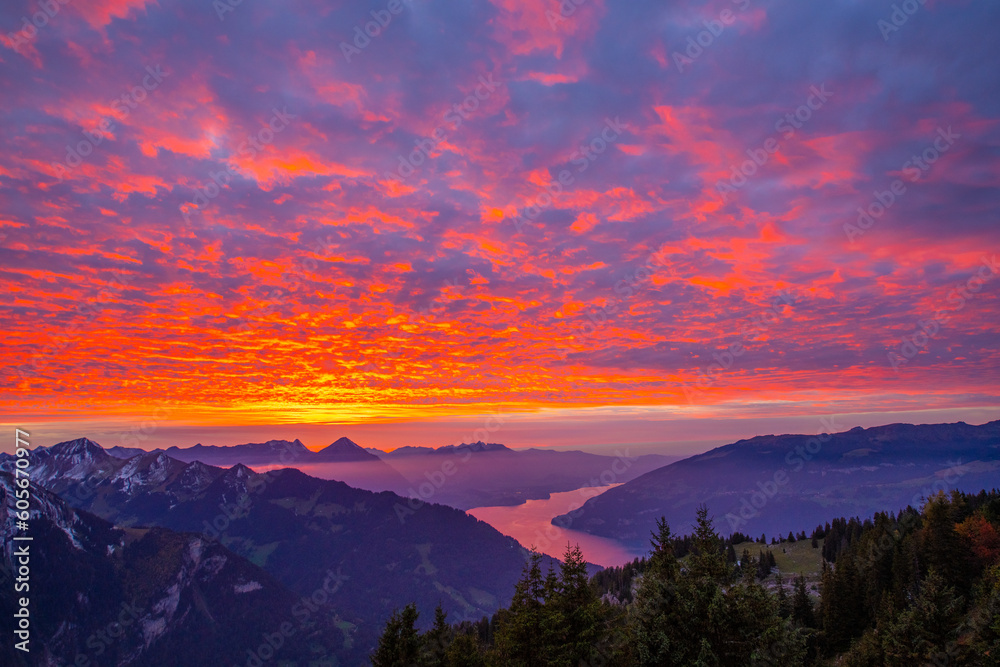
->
xmin=792 ymin=575 xmax=816 ymax=628
xmin=921 ymin=492 xmax=972 ymax=595
xmin=443 ymin=632 xmax=486 ymax=667
xmin=689 ymin=505 xmax=728 ymax=582
xmin=970 ymin=565 xmax=1000 ymax=663
xmin=821 ymin=551 xmax=866 ymax=652
xmin=371 ymin=603 xmax=422 ymax=667
xmin=880 ymin=571 xmax=967 ymax=665
xmin=492 ymin=551 xmax=549 ymax=665
xmin=648 ymin=516 xmax=679 ymax=582
xmin=740 ymin=548 xmax=755 ymax=581
xmin=421 ymin=604 xmax=451 ymax=666
xmin=775 ymin=572 xmax=791 ymax=619
xmin=548 ymin=543 xmax=605 ymax=666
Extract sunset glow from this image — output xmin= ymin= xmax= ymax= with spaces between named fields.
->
xmin=2 ymin=0 xmax=998 ymax=440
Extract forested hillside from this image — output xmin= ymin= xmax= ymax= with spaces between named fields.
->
xmin=373 ymin=489 xmax=1000 ymax=666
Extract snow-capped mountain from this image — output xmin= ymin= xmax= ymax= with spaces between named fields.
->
xmin=0 ymin=472 xmax=341 ymax=666
xmin=2 ymin=437 xmax=560 ymax=663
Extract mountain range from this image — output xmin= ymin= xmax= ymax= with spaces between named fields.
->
xmin=108 ymin=436 xmax=383 ymax=465
xmin=0 ymin=439 xmax=558 ymax=664
xmin=0 ymin=471 xmax=343 ymax=666
xmin=107 ymin=437 xmax=413 ymax=496
xmin=354 ymin=441 xmax=677 ymax=509
xmin=7 ymin=419 xmax=998 ymax=662
xmin=108 ymin=437 xmax=677 ymax=510
xmin=553 ymin=419 xmax=1000 ymax=548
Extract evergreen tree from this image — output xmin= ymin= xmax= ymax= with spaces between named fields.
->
xmin=443 ymin=633 xmax=486 ymax=667
xmin=921 ymin=492 xmax=970 ymax=594
xmin=648 ymin=516 xmax=679 ymax=582
xmin=774 ymin=572 xmax=790 ymax=620
xmin=739 ymin=548 xmax=755 ymax=581
xmin=492 ymin=551 xmax=549 ymax=665
xmin=689 ymin=505 xmax=728 ymax=582
xmin=371 ymin=603 xmax=422 ymax=667
xmin=821 ymin=551 xmax=866 ymax=652
xmin=791 ymin=575 xmax=815 ymax=628
xmin=970 ymin=565 xmax=1000 ymax=663
xmin=880 ymin=571 xmax=967 ymax=666
xmin=548 ymin=543 xmax=605 ymax=666
xmin=624 ymin=508 xmax=805 ymax=666
xmin=421 ymin=604 xmax=452 ymax=666
xmin=623 ymin=517 xmax=692 ymax=665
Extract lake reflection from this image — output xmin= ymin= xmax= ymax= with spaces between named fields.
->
xmin=467 ymin=484 xmax=645 ymax=568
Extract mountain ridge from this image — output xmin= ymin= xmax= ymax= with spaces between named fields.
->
xmin=552 ymin=418 xmax=1000 ymax=547
xmin=0 ymin=438 xmax=560 ymax=662
xmin=0 ymin=471 xmax=342 ymax=666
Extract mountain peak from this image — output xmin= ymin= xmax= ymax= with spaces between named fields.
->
xmin=225 ymin=463 xmax=254 ymax=481
xmin=49 ymin=437 xmax=109 ymax=460
xmin=315 ymin=437 xmax=378 ymax=462
xmin=441 ymin=441 xmax=511 ymax=454
xmin=262 ymin=438 xmax=308 ymax=450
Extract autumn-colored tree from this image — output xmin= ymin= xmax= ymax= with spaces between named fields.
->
xmin=956 ymin=514 xmax=1000 ymax=571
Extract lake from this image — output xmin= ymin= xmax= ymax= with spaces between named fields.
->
xmin=467 ymin=484 xmax=645 ymax=568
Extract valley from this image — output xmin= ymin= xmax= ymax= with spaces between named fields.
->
xmin=467 ymin=485 xmax=644 ymax=567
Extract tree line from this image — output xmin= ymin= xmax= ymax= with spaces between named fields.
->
xmin=371 ymin=488 xmax=1000 ymax=665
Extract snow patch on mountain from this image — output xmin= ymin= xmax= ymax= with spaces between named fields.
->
xmin=234 ymin=581 xmax=263 ymax=593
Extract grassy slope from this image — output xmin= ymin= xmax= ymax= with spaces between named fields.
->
xmin=733 ymin=538 xmax=826 ymax=595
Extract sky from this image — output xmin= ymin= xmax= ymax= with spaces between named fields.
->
xmin=1 ymin=0 xmax=998 ymax=454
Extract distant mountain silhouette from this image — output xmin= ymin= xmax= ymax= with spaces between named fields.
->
xmin=313 ymin=436 xmax=379 ymax=462
xmin=374 ymin=441 xmax=514 ymax=457
xmin=94 ymin=437 xmax=678 ymax=510
xmin=553 ymin=419 xmax=1000 ymax=547
xmin=99 ymin=437 xmax=411 ymax=494
xmin=362 ymin=441 xmax=678 ymax=509
xmin=0 ymin=439 xmax=559 ymax=663
xmin=162 ymin=438 xmax=311 ymax=465
xmin=107 ymin=437 xmax=381 ymax=466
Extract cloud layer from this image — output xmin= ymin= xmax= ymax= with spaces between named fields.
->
xmin=1 ymin=0 xmax=998 ymax=425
